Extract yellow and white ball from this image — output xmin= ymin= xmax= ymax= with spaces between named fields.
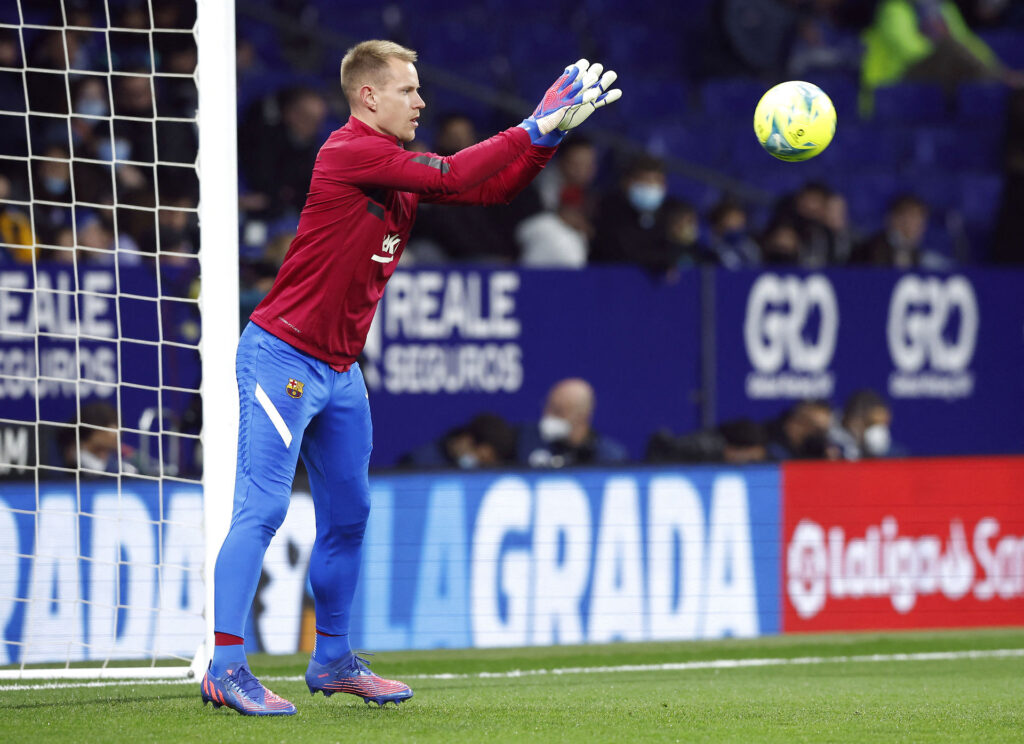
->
xmin=753 ymin=81 xmax=836 ymax=162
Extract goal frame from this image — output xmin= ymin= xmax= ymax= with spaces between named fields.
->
xmin=0 ymin=0 xmax=238 ymax=681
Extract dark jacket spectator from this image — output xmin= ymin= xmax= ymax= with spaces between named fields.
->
xmin=646 ymin=418 xmax=769 ymax=464
xmin=591 ymin=155 xmax=699 ymax=274
xmin=238 ymin=86 xmax=328 ymax=220
xmin=518 ymin=378 xmax=628 ymax=468
xmin=400 ymin=413 xmax=517 ymax=469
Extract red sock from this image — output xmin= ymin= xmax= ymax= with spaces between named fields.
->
xmin=215 ymin=632 xmax=244 ymax=646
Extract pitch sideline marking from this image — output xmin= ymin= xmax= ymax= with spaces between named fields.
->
xmin=2 ymin=648 xmax=1023 ymax=692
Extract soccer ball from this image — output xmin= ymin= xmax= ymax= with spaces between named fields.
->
xmin=753 ymin=81 xmax=836 ymax=162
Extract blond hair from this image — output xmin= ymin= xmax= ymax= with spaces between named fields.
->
xmin=340 ymin=40 xmax=417 ymax=104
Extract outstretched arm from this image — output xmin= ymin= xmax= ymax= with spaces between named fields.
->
xmin=420 ymin=144 xmax=555 ymax=206
xmin=422 ymin=59 xmax=621 ymax=205
xmin=321 ymin=126 xmax=534 ymax=196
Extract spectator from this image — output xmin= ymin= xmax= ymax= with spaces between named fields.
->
xmin=0 ymin=175 xmax=34 ymax=265
xmin=516 ymin=137 xmax=602 ymax=267
xmin=532 ymin=137 xmax=600 ymax=214
xmin=646 ymin=418 xmax=769 ymax=464
xmin=591 ymin=154 xmax=694 ymax=275
xmin=852 ymin=194 xmax=948 ymax=268
xmin=0 ymin=30 xmax=25 ymax=146
xmin=408 ymin=113 xmax=517 ymax=263
xmin=774 ymin=181 xmax=833 ymax=266
xmin=705 ymin=198 xmax=761 ymax=268
xmin=400 ymin=413 xmax=518 ymax=469
xmin=830 ymin=389 xmax=901 ymax=460
xmin=787 ymin=0 xmax=864 ymax=77
xmin=823 ymin=189 xmax=855 ymax=264
xmin=704 ymin=0 xmax=798 ymax=78
xmin=238 ymin=86 xmax=328 ymax=221
xmin=53 ymin=402 xmax=137 ymax=477
xmin=766 ymin=399 xmax=838 ymax=460
xmin=666 ymin=200 xmax=704 ymax=268
xmin=156 ymin=195 xmax=200 ymax=258
xmin=993 ymin=90 xmax=1024 ymax=263
xmin=518 ymin=378 xmax=628 ymax=468
xmin=860 ymin=0 xmax=1024 ymax=114
xmin=759 ymin=217 xmax=806 ymax=265
xmin=516 ymin=197 xmax=589 ymax=267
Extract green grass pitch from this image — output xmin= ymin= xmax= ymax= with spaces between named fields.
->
xmin=3 ymin=629 xmax=1023 ymax=743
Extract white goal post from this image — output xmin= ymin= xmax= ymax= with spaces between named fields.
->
xmin=0 ymin=0 xmax=237 ymax=680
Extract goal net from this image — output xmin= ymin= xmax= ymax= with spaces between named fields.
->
xmin=0 ymin=0 xmax=237 ymax=679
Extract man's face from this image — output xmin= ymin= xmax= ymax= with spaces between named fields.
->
xmin=436 ymin=117 xmax=475 ymax=155
xmin=284 ymin=93 xmax=327 ymax=143
xmin=560 ymin=146 xmax=597 ymax=187
xmin=371 ymin=58 xmax=425 ymax=143
xmin=890 ymin=205 xmax=928 ymax=247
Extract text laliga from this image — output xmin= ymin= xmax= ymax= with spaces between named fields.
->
xmin=787 ymin=516 xmax=1024 ymax=617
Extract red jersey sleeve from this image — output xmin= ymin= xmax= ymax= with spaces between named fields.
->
xmin=320 ymin=124 xmax=532 ymax=195
xmin=420 ymin=143 xmax=556 ymax=206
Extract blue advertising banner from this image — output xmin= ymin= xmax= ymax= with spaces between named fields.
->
xmin=362 ymin=267 xmax=702 ymax=466
xmin=4 ymin=264 xmax=1022 ymax=476
xmin=249 ymin=466 xmax=782 ymax=654
xmin=0 ymin=482 xmax=205 ymax=664
xmin=714 ymin=269 xmax=1024 ymax=456
xmin=0 ymin=262 xmax=202 ymax=475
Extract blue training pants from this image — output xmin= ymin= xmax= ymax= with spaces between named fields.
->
xmin=213 ymin=322 xmax=372 ymax=639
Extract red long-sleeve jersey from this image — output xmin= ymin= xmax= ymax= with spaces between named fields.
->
xmin=250 ymin=116 xmax=554 ymax=370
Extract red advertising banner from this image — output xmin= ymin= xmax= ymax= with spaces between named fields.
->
xmin=783 ymin=457 xmax=1024 ymax=632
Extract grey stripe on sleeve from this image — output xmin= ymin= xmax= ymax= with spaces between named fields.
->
xmin=411 ymin=154 xmax=451 ymax=174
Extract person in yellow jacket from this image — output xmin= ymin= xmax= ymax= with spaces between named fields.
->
xmin=860 ymin=0 xmax=1022 ymax=116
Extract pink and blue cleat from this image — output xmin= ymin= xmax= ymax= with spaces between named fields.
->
xmin=201 ymin=663 xmax=296 ymax=716
xmin=305 ymin=653 xmax=413 ymax=707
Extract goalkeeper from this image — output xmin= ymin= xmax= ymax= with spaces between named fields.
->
xmin=200 ymin=40 xmax=620 ymax=716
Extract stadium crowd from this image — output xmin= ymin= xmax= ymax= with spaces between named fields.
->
xmin=396 ymin=378 xmax=901 ymax=471
xmin=1 ymin=0 xmax=1022 ymax=478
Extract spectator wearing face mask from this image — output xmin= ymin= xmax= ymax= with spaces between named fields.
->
xmin=590 ymin=155 xmax=693 ymax=276
xmin=705 ymin=198 xmax=762 ymax=269
xmin=766 ymin=399 xmax=839 ymax=460
xmin=830 ymin=389 xmax=904 ymax=460
xmin=52 ymin=402 xmax=138 ymax=478
xmin=518 ymin=378 xmax=628 ymax=468
xmin=399 ymin=413 xmax=517 ymax=470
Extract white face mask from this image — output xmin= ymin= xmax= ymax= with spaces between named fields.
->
xmin=538 ymin=415 xmax=571 ymax=444
xmin=863 ymin=424 xmax=891 ymax=457
xmin=456 ymin=453 xmax=479 ymax=469
xmin=79 ymin=448 xmax=111 ymax=472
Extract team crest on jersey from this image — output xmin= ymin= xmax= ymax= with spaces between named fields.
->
xmin=286 ymin=379 xmax=304 ymax=399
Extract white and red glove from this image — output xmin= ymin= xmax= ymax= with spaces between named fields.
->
xmin=519 ymin=59 xmax=622 ymax=146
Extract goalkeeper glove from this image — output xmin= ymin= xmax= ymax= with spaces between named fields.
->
xmin=555 ymin=65 xmax=621 ymax=132
xmin=519 ymin=60 xmax=622 ymax=146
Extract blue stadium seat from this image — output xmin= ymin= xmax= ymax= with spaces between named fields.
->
xmin=873 ymin=83 xmax=946 ymax=124
xmin=956 ymin=82 xmax=1010 ymax=123
xmin=647 ymin=123 xmax=731 ymax=169
xmin=666 ymin=174 xmax=721 ymax=213
xmin=842 ymin=171 xmax=906 ymax=228
xmin=979 ymin=30 xmax=1024 ymax=69
xmin=802 ymin=73 xmax=859 ymax=121
xmin=959 ymin=172 xmax=1004 ymax=228
xmin=911 ymin=124 xmax=1002 ymax=170
xmin=630 ymin=78 xmax=691 ymax=125
xmin=700 ymin=78 xmax=769 ymax=118
xmin=826 ymin=123 xmax=911 ymax=168
xmin=904 ymin=167 xmax=961 ymax=212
